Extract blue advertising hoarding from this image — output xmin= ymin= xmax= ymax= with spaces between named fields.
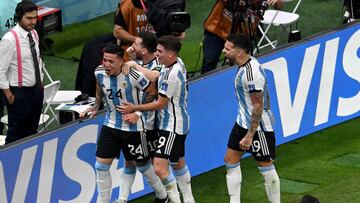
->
xmin=0 ymin=22 xmax=359 ymax=202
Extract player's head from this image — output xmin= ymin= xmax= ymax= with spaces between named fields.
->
xmin=223 ymin=34 xmax=250 ymax=64
xmin=156 ymin=35 xmax=182 ymax=66
xmin=15 ymin=0 xmax=38 ymax=31
xmin=132 ymin=31 xmax=158 ymax=59
xmin=102 ymin=44 xmax=124 ymax=76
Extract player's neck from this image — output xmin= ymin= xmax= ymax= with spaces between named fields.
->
xmin=237 ymin=55 xmax=251 ymax=66
xmin=165 ymin=59 xmax=177 ymax=68
xmin=142 ymin=54 xmax=156 ymax=64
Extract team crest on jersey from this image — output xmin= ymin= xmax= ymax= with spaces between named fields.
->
xmin=122 ymin=82 xmax=128 ymax=88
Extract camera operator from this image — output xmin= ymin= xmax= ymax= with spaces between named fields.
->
xmin=201 ymin=0 xmax=284 ymax=74
xmin=146 ymin=0 xmax=190 ymax=39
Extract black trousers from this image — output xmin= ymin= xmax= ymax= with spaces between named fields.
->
xmin=5 ymin=86 xmax=44 ymax=144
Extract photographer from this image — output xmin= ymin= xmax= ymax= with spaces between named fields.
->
xmin=201 ymin=0 xmax=284 ymax=74
xmin=113 ymin=0 xmax=151 ymax=61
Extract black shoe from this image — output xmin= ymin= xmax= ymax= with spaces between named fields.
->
xmin=154 ymin=195 xmax=169 ymax=203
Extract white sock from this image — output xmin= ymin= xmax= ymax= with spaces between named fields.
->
xmin=95 ymin=162 xmax=112 ymax=203
xmin=118 ymin=166 xmax=136 ymax=202
xmin=259 ymin=165 xmax=280 ymax=203
xmin=162 ymin=173 xmax=181 ymax=203
xmin=137 ymin=162 xmax=167 ymax=199
xmin=174 ymin=165 xmax=195 ymax=203
xmin=226 ymin=162 xmax=242 ymax=203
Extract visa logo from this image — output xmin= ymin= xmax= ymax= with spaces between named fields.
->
xmin=262 ymin=29 xmax=360 ymax=137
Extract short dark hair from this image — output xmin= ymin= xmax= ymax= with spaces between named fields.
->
xmin=227 ymin=34 xmax=251 ymax=54
xmin=15 ymin=0 xmax=38 ymax=22
xmin=157 ymin=35 xmax=182 ymax=54
xmin=138 ymin=31 xmax=158 ymax=53
xmin=102 ymin=44 xmax=124 ymax=58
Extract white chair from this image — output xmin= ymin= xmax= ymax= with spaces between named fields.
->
xmin=254 ymin=0 xmax=302 ymax=54
xmin=0 ymin=80 xmax=61 ymax=132
xmin=0 ymin=135 xmax=6 ymax=146
xmin=42 ymin=66 xmax=81 ymax=104
xmin=38 ymin=80 xmax=61 ymax=131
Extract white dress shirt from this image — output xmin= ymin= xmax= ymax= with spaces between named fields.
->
xmin=0 ymin=24 xmax=43 ymax=89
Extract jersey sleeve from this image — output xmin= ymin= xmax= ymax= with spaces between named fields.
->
xmin=243 ymin=64 xmax=265 ymax=94
xmin=159 ymin=70 xmax=178 ymax=98
xmin=129 ymin=68 xmax=151 ymax=91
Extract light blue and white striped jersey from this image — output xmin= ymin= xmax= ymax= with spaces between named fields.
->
xmin=234 ymin=56 xmax=275 ymax=132
xmin=137 ymin=58 xmax=162 ymax=130
xmin=157 ymin=59 xmax=190 ymax=135
xmin=95 ymin=67 xmax=151 ymax=131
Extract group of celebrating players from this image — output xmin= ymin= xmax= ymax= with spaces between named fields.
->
xmin=81 ymin=31 xmax=280 ymax=203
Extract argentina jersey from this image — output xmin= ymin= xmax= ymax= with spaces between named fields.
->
xmin=95 ymin=67 xmax=151 ymax=131
xmin=157 ymin=60 xmax=190 ymax=135
xmin=137 ymin=58 xmax=162 ymax=130
xmin=234 ymin=56 xmax=275 ymax=132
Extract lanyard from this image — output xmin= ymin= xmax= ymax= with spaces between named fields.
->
xmin=140 ymin=0 xmax=147 ymax=12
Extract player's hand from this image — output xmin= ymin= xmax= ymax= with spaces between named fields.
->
xmin=123 ymin=113 xmax=139 ymax=124
xmin=122 ymin=61 xmax=136 ymax=75
xmin=127 ymin=46 xmax=136 ymax=60
xmin=239 ymin=134 xmax=253 ymax=151
xmin=116 ymin=102 xmax=136 ymax=114
xmin=80 ymin=106 xmax=97 ymax=118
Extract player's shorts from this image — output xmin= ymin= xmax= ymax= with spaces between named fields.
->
xmin=227 ymin=122 xmax=276 ymax=162
xmin=154 ymin=130 xmax=187 ymax=163
xmin=96 ymin=125 xmax=149 ymax=162
xmin=145 ymin=129 xmax=159 ymax=158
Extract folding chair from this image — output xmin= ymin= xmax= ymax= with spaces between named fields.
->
xmin=38 ymin=80 xmax=61 ymax=131
xmin=0 ymin=135 xmax=6 ymax=146
xmin=254 ymin=0 xmax=302 ymax=54
xmin=43 ymin=66 xmax=81 ymax=104
xmin=0 ymin=80 xmax=61 ymax=132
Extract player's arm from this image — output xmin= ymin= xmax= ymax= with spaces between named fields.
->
xmin=80 ymin=80 xmax=104 ymax=118
xmin=118 ymin=94 xmax=168 ymax=114
xmin=113 ymin=8 xmax=136 ymax=44
xmin=122 ymin=61 xmax=161 ymax=83
xmin=133 ymin=63 xmax=161 ymax=83
xmin=248 ymin=91 xmax=264 ymax=136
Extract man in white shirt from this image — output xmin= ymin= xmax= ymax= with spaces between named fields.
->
xmin=0 ymin=1 xmax=44 ymax=144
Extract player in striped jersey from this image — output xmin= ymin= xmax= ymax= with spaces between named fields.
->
xmin=119 ymin=31 xmax=170 ymax=203
xmin=222 ymin=34 xmax=280 ymax=203
xmin=119 ymin=36 xmax=195 ymax=203
xmin=80 ymin=44 xmax=167 ymax=203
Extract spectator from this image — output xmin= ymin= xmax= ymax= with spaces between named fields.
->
xmin=76 ymin=0 xmax=150 ymax=98
xmin=201 ymin=0 xmax=284 ymax=74
xmin=113 ymin=0 xmax=151 ymax=60
xmin=0 ymin=0 xmax=44 ymax=144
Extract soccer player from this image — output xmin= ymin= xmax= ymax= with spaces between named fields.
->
xmin=80 ymin=44 xmax=167 ymax=203
xmin=118 ymin=35 xmax=195 ymax=203
xmin=119 ymin=31 xmax=169 ymax=202
xmin=222 ymin=34 xmax=280 ymax=203
xmin=127 ymin=31 xmax=162 ymax=156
